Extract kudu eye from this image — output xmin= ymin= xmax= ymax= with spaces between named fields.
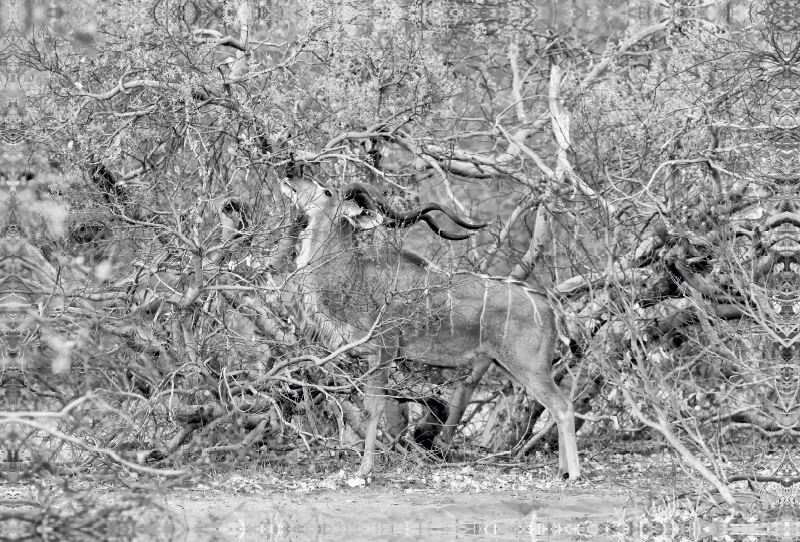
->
xmin=324 ymin=189 xmax=333 ymax=197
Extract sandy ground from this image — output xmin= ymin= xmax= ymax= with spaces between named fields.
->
xmin=153 ymin=488 xmax=632 ymax=541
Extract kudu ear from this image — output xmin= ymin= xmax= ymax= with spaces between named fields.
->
xmin=280 ymin=179 xmax=298 ymax=202
xmin=280 ymin=178 xmax=312 ymax=204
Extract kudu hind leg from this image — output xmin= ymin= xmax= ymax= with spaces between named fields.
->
xmin=525 ymin=375 xmax=580 ymax=480
xmin=438 ymin=357 xmax=493 ymax=444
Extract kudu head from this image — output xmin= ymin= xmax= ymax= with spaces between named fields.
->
xmin=280 ymin=177 xmax=488 ymax=248
xmin=280 ymin=177 xmax=383 ymax=236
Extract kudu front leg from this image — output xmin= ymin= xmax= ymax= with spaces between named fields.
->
xmin=357 ymin=353 xmax=390 ymax=477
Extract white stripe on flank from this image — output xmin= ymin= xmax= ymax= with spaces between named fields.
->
xmin=478 ymin=279 xmax=488 ymax=347
xmin=424 ymin=272 xmax=431 ymax=335
xmin=523 ymin=288 xmax=543 ymax=327
xmin=448 ymin=288 xmax=454 ymax=336
xmin=503 ymin=285 xmax=512 ymax=342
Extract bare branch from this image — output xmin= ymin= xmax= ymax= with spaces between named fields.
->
xmin=508 ymin=42 xmax=530 ymax=125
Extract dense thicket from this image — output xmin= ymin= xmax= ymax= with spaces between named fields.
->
xmin=2 ymin=0 xmax=794 ymax=504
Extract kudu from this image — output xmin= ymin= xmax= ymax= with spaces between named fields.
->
xmin=280 ymin=177 xmax=580 ymax=479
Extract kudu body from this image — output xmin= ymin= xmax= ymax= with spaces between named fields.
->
xmin=281 ymin=177 xmax=580 ymax=479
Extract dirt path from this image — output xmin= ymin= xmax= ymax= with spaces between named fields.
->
xmin=157 ymin=488 xmax=631 ymax=541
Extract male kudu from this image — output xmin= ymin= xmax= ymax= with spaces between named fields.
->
xmin=280 ymin=177 xmax=580 ymax=479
